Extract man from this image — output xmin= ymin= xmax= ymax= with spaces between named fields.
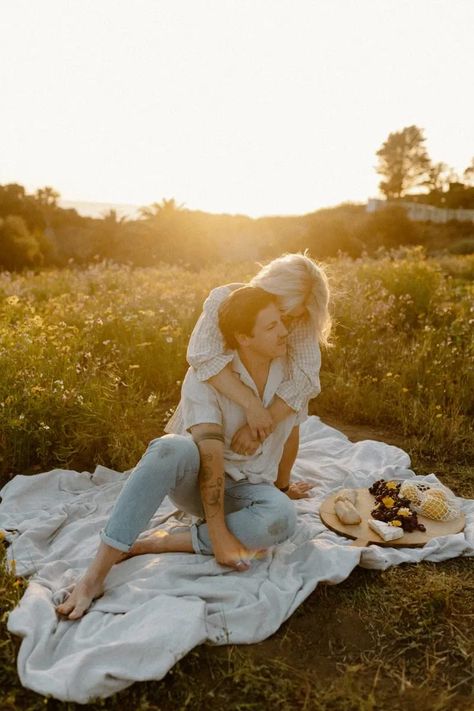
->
xmin=56 ymin=286 xmax=313 ymax=620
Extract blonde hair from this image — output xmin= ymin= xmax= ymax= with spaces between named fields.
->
xmin=249 ymin=251 xmax=333 ymax=348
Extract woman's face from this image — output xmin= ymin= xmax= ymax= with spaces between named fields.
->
xmin=280 ymin=303 xmax=307 ymax=326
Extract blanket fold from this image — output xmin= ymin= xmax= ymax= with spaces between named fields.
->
xmin=1 ymin=416 xmax=472 ymax=703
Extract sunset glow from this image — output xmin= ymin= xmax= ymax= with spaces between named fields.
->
xmin=1 ymin=0 xmax=473 ymax=216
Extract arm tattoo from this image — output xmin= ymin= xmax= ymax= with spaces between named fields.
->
xmin=199 ymin=450 xmax=224 ymax=520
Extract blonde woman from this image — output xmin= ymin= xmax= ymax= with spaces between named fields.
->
xmin=165 ymin=252 xmax=332 ymax=486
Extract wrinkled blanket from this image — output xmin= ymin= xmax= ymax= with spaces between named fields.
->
xmin=1 ymin=416 xmax=472 ymax=703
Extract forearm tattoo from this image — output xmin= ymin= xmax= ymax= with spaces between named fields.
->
xmin=199 ymin=451 xmax=224 ymax=520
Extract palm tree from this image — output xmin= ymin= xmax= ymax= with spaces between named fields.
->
xmin=101 ymin=208 xmax=127 ymax=224
xmin=138 ymin=197 xmax=187 ymax=219
xmin=35 ymin=186 xmax=60 ymax=208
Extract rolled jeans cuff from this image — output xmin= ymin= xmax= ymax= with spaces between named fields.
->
xmin=99 ymin=528 xmax=132 ymax=553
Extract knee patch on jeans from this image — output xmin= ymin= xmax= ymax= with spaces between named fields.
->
xmin=266 ymin=498 xmax=297 ymax=542
xmin=148 ymin=434 xmax=199 ymax=464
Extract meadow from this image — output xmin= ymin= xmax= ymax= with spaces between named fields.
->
xmin=0 ymin=246 xmax=472 ymax=481
xmin=1 ymin=247 xmax=473 ymax=709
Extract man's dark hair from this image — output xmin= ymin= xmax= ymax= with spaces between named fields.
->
xmin=218 ymin=286 xmax=277 ymax=350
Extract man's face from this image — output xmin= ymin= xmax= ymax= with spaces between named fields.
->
xmin=238 ymin=302 xmax=288 ymax=359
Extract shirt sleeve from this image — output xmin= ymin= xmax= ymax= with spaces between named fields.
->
xmin=275 ymin=319 xmax=322 ymax=412
xmin=295 ymin=400 xmax=309 ymax=426
xmin=181 ymin=368 xmax=223 ymax=432
xmin=186 ymin=283 xmax=244 ymax=382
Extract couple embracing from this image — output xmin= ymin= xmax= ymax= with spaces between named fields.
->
xmin=57 ymin=252 xmax=332 ymax=620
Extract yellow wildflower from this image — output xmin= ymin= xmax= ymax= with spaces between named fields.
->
xmin=382 ymin=496 xmax=395 ymax=508
xmin=389 ymin=520 xmax=402 ymax=527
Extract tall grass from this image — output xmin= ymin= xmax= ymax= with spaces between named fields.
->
xmin=319 ymin=248 xmax=474 ymax=463
xmin=0 ymin=248 xmax=472 ymax=481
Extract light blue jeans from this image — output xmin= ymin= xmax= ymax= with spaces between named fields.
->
xmin=100 ymin=434 xmax=297 ymax=555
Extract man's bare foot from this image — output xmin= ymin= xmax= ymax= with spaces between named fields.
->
xmin=56 ymin=576 xmax=105 ymax=620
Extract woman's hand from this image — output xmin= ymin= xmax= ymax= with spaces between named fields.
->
xmin=230 ymin=424 xmax=261 ymax=456
xmin=245 ymin=397 xmax=274 ymax=441
xmin=286 ymin=481 xmax=315 ymax=500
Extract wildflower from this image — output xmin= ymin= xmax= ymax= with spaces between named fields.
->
xmin=435 ymin=413 xmax=442 ymax=419
xmin=147 ymin=393 xmax=157 ymax=404
xmin=382 ymin=496 xmax=395 ymax=508
xmin=402 ymin=387 xmax=409 ymax=393
xmin=166 ymin=337 xmax=173 ymax=343
xmin=398 ymin=507 xmax=411 ymax=517
xmin=6 ymin=295 xmax=20 ymax=306
xmin=385 ymin=372 xmax=393 ymax=378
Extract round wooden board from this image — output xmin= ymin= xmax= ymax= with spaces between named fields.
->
xmin=319 ymin=487 xmax=465 ymax=548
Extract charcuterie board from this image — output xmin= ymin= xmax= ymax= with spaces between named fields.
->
xmin=319 ymin=487 xmax=465 ymax=548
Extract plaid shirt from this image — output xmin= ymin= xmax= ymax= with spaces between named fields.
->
xmin=164 ymin=283 xmax=321 ymax=434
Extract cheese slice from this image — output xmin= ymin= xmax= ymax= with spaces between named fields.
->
xmin=367 ymin=518 xmax=404 ymax=542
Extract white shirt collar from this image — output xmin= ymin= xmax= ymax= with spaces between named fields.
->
xmin=230 ymin=351 xmax=285 ymax=406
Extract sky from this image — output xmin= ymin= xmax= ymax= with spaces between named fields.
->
xmin=1 ymin=0 xmax=473 ymax=217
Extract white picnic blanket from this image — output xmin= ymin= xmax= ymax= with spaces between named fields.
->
xmin=1 ymin=415 xmax=472 ymax=704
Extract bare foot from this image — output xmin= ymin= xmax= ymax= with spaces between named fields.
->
xmin=56 ymin=576 xmax=105 ymax=620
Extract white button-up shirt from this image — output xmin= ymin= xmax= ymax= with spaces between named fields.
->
xmin=164 ymin=283 xmax=320 ymax=435
xmin=180 ymin=351 xmax=307 ymax=485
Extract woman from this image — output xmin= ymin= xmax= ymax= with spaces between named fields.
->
xmin=165 ymin=252 xmax=332 ymax=482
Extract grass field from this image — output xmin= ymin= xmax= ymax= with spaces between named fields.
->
xmin=1 ymin=247 xmax=473 ymax=709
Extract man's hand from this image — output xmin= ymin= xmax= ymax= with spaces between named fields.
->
xmin=245 ymin=397 xmax=274 ymax=441
xmin=230 ymin=424 xmax=261 ymax=456
xmin=212 ymin=529 xmax=258 ymax=571
xmin=286 ymin=481 xmax=315 ymax=500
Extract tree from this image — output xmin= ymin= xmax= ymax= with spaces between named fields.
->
xmin=138 ymin=197 xmax=186 ymax=220
xmin=34 ymin=186 xmax=60 ymax=208
xmin=91 ymin=209 xmax=128 ymax=260
xmin=0 ymin=183 xmax=45 ymax=231
xmin=0 ymin=215 xmax=43 ymax=270
xmin=362 ymin=205 xmax=420 ymax=250
xmin=425 ymin=162 xmax=458 ymax=193
xmin=463 ymin=158 xmax=474 ymax=187
xmin=376 ymin=126 xmax=431 ymax=199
